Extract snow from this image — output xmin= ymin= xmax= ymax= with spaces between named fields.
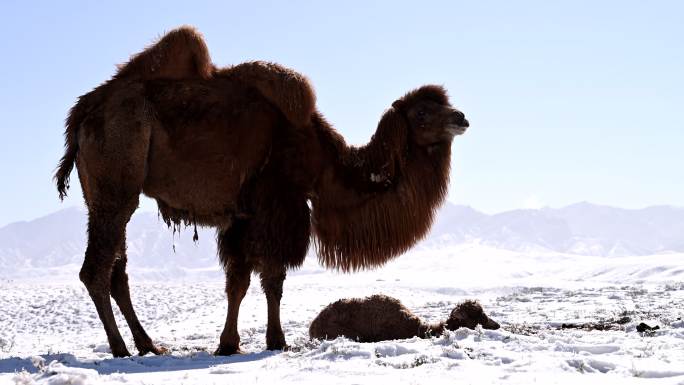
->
xmin=1 ymin=244 xmax=684 ymax=384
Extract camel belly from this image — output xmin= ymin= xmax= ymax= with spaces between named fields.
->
xmin=138 ymin=77 xmax=279 ymax=226
xmin=142 ymin=117 xmax=273 ymax=227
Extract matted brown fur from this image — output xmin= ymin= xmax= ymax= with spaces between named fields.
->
xmin=309 ymin=295 xmax=500 ymax=342
xmin=56 ymin=26 xmax=315 ymax=205
xmin=54 ymin=26 xmax=469 ymax=357
xmin=309 ymin=295 xmax=444 ymax=342
xmin=114 ymin=25 xmax=214 ymax=80
xmin=446 ymin=299 xmax=500 ymax=331
xmin=217 ymin=62 xmax=316 ymax=127
xmin=115 ymin=26 xmax=315 ymax=126
xmin=311 ymin=86 xmax=456 ymax=271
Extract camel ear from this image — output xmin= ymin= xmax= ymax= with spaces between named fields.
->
xmin=392 ymin=99 xmax=406 ymax=111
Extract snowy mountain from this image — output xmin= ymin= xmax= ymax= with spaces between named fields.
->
xmin=427 ymin=202 xmax=684 ymax=256
xmin=1 ymin=202 xmax=683 ymax=279
xmin=0 ymin=207 xmax=218 ymax=279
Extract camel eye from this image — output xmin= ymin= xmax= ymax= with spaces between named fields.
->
xmin=417 ymin=110 xmax=426 ymax=120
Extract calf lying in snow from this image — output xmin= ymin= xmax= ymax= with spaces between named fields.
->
xmin=309 ymin=294 xmax=500 ymax=342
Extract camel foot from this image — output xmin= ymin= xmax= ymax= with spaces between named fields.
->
xmin=266 ymin=342 xmax=289 ymax=351
xmin=214 ymin=344 xmax=244 ymax=356
xmin=111 ymin=346 xmax=132 ymax=358
xmin=266 ymin=333 xmax=287 ymax=351
xmin=138 ymin=344 xmax=168 ymax=356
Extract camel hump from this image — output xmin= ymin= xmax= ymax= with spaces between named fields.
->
xmin=224 ymin=61 xmax=316 ymax=127
xmin=114 ymin=25 xmax=213 ymax=81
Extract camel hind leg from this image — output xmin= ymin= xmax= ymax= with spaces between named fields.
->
xmin=77 ymin=85 xmax=152 ymax=357
xmin=110 ymin=238 xmax=167 ymax=355
xmin=80 ymin=197 xmax=138 ymax=357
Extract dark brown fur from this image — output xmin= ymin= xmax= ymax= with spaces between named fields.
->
xmin=217 ymin=62 xmax=316 ymax=127
xmin=114 ymin=25 xmax=214 ymax=80
xmin=445 ymin=300 xmax=500 ymax=331
xmin=309 ymin=295 xmax=499 ymax=342
xmin=311 ymin=85 xmax=458 ymax=271
xmin=54 ymin=27 xmax=468 ymax=357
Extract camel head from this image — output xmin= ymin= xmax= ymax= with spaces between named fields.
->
xmin=391 ymin=85 xmax=469 ymax=147
xmin=446 ymin=300 xmax=500 ymax=330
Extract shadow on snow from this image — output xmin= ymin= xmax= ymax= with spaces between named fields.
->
xmin=0 ymin=350 xmax=279 ymax=375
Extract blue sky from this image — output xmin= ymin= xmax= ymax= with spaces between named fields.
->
xmin=0 ymin=0 xmax=682 ymax=226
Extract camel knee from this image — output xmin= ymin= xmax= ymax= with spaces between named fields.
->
xmin=79 ymin=264 xmax=110 ymax=294
xmin=78 ymin=267 xmax=92 ymax=287
xmin=262 ymin=282 xmax=283 ymax=301
xmin=260 ymin=271 xmax=285 ymax=300
xmin=224 ymin=259 xmax=252 ymax=295
xmin=110 ymin=270 xmax=130 ymax=300
xmin=226 ymin=273 xmax=250 ymax=301
xmin=79 ymin=248 xmax=115 ymax=294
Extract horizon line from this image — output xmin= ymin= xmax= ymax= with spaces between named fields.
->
xmin=3 ymin=200 xmax=682 ymax=229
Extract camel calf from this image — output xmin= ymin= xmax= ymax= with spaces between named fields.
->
xmin=309 ymin=294 xmax=499 ymax=342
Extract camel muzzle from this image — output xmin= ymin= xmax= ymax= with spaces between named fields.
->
xmin=450 ymin=110 xmax=469 ymax=128
xmin=484 ymin=317 xmax=500 ymax=330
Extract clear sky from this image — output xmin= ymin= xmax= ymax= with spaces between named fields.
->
xmin=0 ymin=0 xmax=682 ymax=226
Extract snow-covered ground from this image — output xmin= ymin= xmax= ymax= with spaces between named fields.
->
xmin=1 ymin=245 xmax=684 ymax=384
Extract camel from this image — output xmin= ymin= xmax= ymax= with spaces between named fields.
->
xmin=309 ymin=295 xmax=499 ymax=342
xmin=54 ymin=26 xmax=470 ymax=357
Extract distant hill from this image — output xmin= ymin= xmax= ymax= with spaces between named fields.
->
xmin=427 ymin=202 xmax=684 ymax=256
xmin=0 ymin=207 xmax=217 ymax=280
xmin=1 ymin=202 xmax=683 ymax=279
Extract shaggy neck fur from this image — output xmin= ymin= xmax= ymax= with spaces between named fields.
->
xmin=311 ymin=106 xmax=451 ymax=271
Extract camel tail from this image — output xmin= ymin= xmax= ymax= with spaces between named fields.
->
xmin=223 ymin=61 xmax=316 ymax=127
xmin=55 ymin=99 xmax=86 ymax=201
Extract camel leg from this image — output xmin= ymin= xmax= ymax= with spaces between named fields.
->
xmin=215 ymin=225 xmax=252 ymax=356
xmin=260 ymin=266 xmax=287 ymax=350
xmin=80 ymin=204 xmax=137 ymax=358
xmin=215 ymin=261 xmax=252 ymax=355
xmin=243 ymin=188 xmax=307 ymax=352
xmin=75 ymin=84 xmax=151 ymax=358
xmin=110 ymin=238 xmax=166 ymax=356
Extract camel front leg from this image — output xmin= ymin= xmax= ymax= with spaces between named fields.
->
xmin=215 ymin=260 xmax=252 ymax=355
xmin=260 ymin=266 xmax=287 ymax=351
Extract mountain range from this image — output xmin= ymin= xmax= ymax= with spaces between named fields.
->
xmin=1 ymin=202 xmax=683 ymax=279
xmin=428 ymin=202 xmax=684 ymax=256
